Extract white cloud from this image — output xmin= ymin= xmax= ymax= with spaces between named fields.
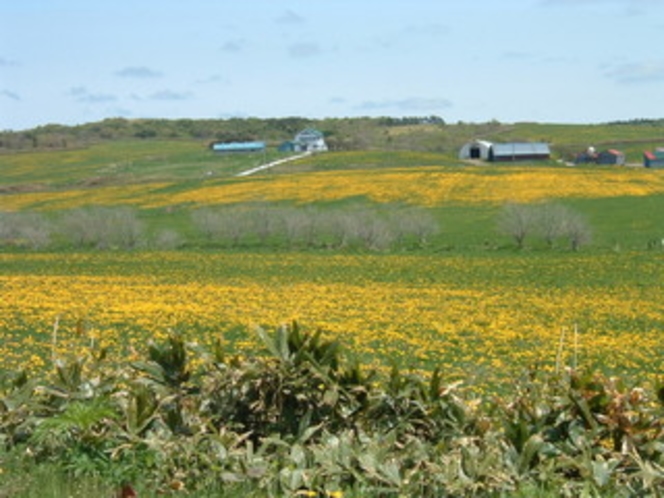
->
xmin=357 ymin=97 xmax=453 ymax=112
xmin=1 ymin=90 xmax=20 ymax=101
xmin=68 ymin=87 xmax=117 ymax=103
xmin=148 ymin=90 xmax=193 ymax=101
xmin=220 ymin=40 xmax=246 ymax=53
xmin=604 ymin=60 xmax=664 ymax=84
xmin=0 ymin=57 xmax=19 ymax=67
xmin=115 ymin=66 xmax=163 ymax=78
xmin=403 ymin=23 xmax=449 ymax=37
xmin=288 ymin=42 xmax=322 ymax=58
xmin=276 ymin=9 xmax=305 ymax=25
xmin=195 ymin=74 xmax=229 ymax=85
xmin=540 ymin=0 xmax=656 ymax=15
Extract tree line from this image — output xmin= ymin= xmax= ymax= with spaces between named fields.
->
xmin=0 ymin=201 xmax=598 ymax=253
xmin=497 ymin=201 xmax=592 ymax=251
xmin=0 ymin=203 xmax=440 ymax=252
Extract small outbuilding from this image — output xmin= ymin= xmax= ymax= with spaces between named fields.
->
xmin=597 ymin=149 xmax=625 ymax=165
xmin=644 ymin=149 xmax=664 ymax=168
xmin=574 ymin=147 xmax=625 ymax=165
xmin=488 ymin=142 xmax=550 ymax=162
xmin=458 ymin=140 xmax=493 ymax=160
xmin=574 ymin=148 xmax=597 ymax=164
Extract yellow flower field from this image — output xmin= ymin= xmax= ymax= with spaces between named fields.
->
xmin=2 ymin=165 xmax=664 ymax=211
xmin=1 ymin=252 xmax=662 ymax=390
xmin=163 ymin=166 xmax=664 ymax=207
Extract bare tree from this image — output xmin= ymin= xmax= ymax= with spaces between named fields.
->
xmin=0 ymin=211 xmax=52 ymax=249
xmin=390 ymin=206 xmax=440 ymax=247
xmin=536 ymin=203 xmax=570 ymax=249
xmin=565 ymin=211 xmax=592 ymax=251
xmin=60 ymin=206 xmax=144 ymax=249
xmin=497 ymin=203 xmax=536 ymax=249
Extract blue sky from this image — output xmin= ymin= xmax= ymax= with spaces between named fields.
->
xmin=1 ymin=0 xmax=663 ymax=130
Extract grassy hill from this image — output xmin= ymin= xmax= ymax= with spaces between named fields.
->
xmin=2 ymin=118 xmax=664 ymax=252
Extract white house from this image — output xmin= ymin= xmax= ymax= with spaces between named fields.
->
xmin=293 ymin=128 xmax=328 ymax=152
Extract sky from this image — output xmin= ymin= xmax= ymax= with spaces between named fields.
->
xmin=1 ymin=0 xmax=664 ymax=131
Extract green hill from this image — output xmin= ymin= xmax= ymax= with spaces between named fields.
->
xmin=2 ymin=117 xmax=664 ymax=252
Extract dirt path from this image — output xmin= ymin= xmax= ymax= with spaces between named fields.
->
xmin=235 ymin=152 xmax=312 ymax=177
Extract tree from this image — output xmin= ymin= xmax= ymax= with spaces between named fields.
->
xmin=60 ymin=206 xmax=145 ymax=249
xmin=537 ymin=203 xmax=570 ymax=249
xmin=497 ymin=203 xmax=536 ymax=249
xmin=565 ymin=211 xmax=592 ymax=251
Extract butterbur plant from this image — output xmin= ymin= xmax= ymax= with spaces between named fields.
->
xmin=2 ymin=324 xmax=664 ymax=496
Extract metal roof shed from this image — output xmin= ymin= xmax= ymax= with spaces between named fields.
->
xmin=458 ymin=140 xmax=493 ymax=160
xmin=644 ymin=150 xmax=664 ymax=168
xmin=489 ymin=142 xmax=550 ymax=162
xmin=211 ymin=141 xmax=266 ymax=153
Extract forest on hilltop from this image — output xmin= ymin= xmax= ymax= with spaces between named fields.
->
xmin=0 ymin=116 xmax=445 ymax=152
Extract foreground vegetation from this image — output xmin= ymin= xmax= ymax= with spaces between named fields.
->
xmin=1 ymin=325 xmax=663 ymax=497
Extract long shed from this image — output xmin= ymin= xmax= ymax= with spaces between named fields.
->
xmin=488 ymin=142 xmax=550 ymax=162
xmin=211 ymin=141 xmax=266 ymax=153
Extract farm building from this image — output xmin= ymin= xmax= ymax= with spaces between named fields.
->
xmin=211 ymin=141 xmax=265 ymax=153
xmin=574 ymin=147 xmax=597 ymax=164
xmin=644 ymin=149 xmax=664 ymax=168
xmin=597 ymin=149 xmax=625 ymax=165
xmin=459 ymin=141 xmax=550 ymax=162
xmin=574 ymin=147 xmax=625 ymax=165
xmin=488 ymin=142 xmax=550 ymax=162
xmin=458 ymin=140 xmax=493 ymax=160
xmin=279 ymin=128 xmax=328 ymax=153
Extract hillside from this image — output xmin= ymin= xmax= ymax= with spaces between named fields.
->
xmin=2 ymin=117 xmax=664 ymax=252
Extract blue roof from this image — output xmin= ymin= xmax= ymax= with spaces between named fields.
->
xmin=212 ymin=141 xmax=265 ymax=152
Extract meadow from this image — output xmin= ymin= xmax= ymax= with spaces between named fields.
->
xmin=1 ymin=250 xmax=663 ymax=393
xmin=3 ymin=124 xmax=664 ymax=495
xmin=2 ymin=143 xmax=664 ymax=390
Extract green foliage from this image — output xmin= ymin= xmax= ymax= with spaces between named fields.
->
xmin=1 ymin=325 xmax=664 ymax=496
